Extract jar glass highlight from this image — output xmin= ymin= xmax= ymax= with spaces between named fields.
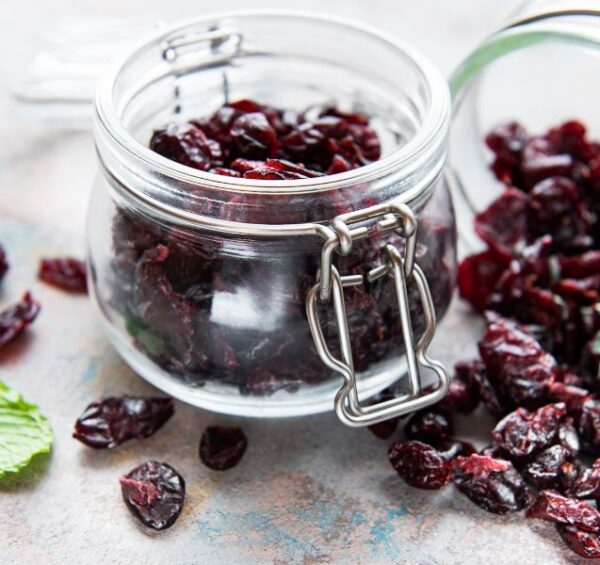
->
xmin=87 ymin=12 xmax=454 ymax=418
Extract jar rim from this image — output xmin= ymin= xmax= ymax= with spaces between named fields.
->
xmin=94 ymin=10 xmax=450 ymax=197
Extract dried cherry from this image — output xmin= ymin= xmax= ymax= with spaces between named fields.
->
xmin=120 ymin=460 xmax=185 ymax=530
xmin=527 ymin=490 xmax=600 ymax=532
xmin=73 ymin=396 xmax=174 ymax=448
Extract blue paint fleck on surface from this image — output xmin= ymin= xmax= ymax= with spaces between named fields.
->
xmin=369 ymin=506 xmax=407 ymax=561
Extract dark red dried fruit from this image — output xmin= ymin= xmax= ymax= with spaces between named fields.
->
xmin=457 ymin=249 xmax=509 ymax=313
xmin=0 ymin=292 xmax=40 ymax=350
xmin=39 ymin=257 xmax=87 ymax=293
xmin=527 ymin=490 xmax=600 ymax=532
xmin=431 ymin=375 xmax=480 ymax=415
xmin=120 ymin=460 xmax=185 ymax=530
xmin=404 ymin=411 xmax=452 ymax=443
xmin=522 ymin=445 xmax=572 ymax=490
xmin=0 ymin=244 xmax=8 ymax=282
xmin=149 ymin=122 xmax=221 ymax=171
xmin=388 ymin=440 xmax=451 ymax=490
xmin=436 ymin=439 xmax=477 ymax=461
xmin=73 ymin=396 xmax=174 ymax=448
xmin=578 ymin=399 xmax=600 ymax=451
xmin=199 ymin=426 xmax=247 ymax=471
xmin=557 ymin=524 xmax=600 ymax=559
xmin=230 ymin=113 xmax=279 ymax=160
xmin=492 ymin=403 xmax=567 ymax=461
xmin=474 ymin=188 xmax=527 ymax=259
xmin=452 ymin=454 xmax=534 ymax=514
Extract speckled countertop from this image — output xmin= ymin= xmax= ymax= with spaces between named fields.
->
xmin=0 ymin=1 xmax=588 ymax=563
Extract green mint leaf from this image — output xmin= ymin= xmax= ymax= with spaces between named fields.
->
xmin=0 ymin=381 xmax=53 ymax=478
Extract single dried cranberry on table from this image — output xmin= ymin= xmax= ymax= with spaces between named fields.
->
xmin=120 ymin=460 xmax=185 ymax=530
xmin=73 ymin=396 xmax=174 ymax=448
xmin=0 ymin=244 xmax=8 ymax=281
xmin=0 ymin=291 xmax=40 ymax=350
xmin=199 ymin=426 xmax=248 ymax=471
xmin=39 ymin=257 xmax=87 ymax=293
xmin=452 ymin=454 xmax=534 ymax=514
xmin=388 ymin=440 xmax=451 ymax=490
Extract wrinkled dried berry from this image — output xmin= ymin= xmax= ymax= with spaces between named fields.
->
xmin=388 ymin=440 xmax=451 ymax=490
xmin=436 ymin=439 xmax=477 ymax=461
xmin=0 ymin=292 xmax=40 ymax=350
xmin=39 ymin=257 xmax=87 ymax=293
xmin=0 ymin=244 xmax=8 ymax=282
xmin=73 ymin=396 xmax=174 ymax=448
xmin=452 ymin=454 xmax=534 ymax=514
xmin=199 ymin=426 xmax=247 ymax=471
xmin=527 ymin=490 xmax=600 ymax=532
xmin=120 ymin=460 xmax=185 ymax=530
xmin=557 ymin=524 xmax=600 ymax=559
xmin=522 ymin=445 xmax=572 ymax=490
xmin=492 ymin=403 xmax=567 ymax=461
xmin=404 ymin=411 xmax=452 ymax=443
xmin=578 ymin=399 xmax=600 ymax=451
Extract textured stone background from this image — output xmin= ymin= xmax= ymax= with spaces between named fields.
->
xmin=0 ymin=1 xmax=590 ymax=563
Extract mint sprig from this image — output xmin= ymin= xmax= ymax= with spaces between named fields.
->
xmin=0 ymin=381 xmax=53 ymax=478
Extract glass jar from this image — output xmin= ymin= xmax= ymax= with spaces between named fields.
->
xmin=87 ymin=12 xmax=454 ymax=424
xmin=450 ymin=2 xmax=600 ymax=252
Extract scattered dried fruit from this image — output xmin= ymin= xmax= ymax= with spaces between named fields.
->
xmin=73 ymin=396 xmax=174 ymax=448
xmin=199 ymin=426 xmax=248 ymax=471
xmin=0 ymin=292 xmax=40 ymax=351
xmin=120 ymin=460 xmax=185 ymax=530
xmin=452 ymin=454 xmax=534 ymax=514
xmin=388 ymin=440 xmax=451 ymax=490
xmin=527 ymin=490 xmax=600 ymax=532
xmin=39 ymin=257 xmax=87 ymax=293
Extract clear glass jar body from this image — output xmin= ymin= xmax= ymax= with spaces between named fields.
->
xmin=87 ymin=13 xmax=454 ymax=417
xmin=450 ymin=4 xmax=600 ymax=251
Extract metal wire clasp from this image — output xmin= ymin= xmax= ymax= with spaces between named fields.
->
xmin=306 ymin=201 xmax=449 ymax=427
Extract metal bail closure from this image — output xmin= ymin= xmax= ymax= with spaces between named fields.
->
xmin=306 ymin=201 xmax=449 ymax=427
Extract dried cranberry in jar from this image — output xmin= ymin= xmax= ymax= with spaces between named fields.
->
xmin=199 ymin=426 xmax=248 ymax=471
xmin=0 ymin=292 xmax=40 ymax=350
xmin=452 ymin=454 xmax=534 ymax=514
xmin=73 ymin=396 xmax=174 ymax=448
xmin=120 ymin=460 xmax=185 ymax=530
xmin=388 ymin=440 xmax=451 ymax=490
xmin=39 ymin=257 xmax=87 ymax=293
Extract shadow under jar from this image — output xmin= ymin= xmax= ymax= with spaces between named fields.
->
xmin=87 ymin=12 xmax=455 ymax=422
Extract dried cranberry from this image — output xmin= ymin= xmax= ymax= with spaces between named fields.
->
xmin=73 ymin=396 xmax=174 ymax=448
xmin=479 ymin=315 xmax=557 ymax=408
xmin=431 ymin=375 xmax=480 ymax=415
xmin=39 ymin=257 xmax=87 ymax=293
xmin=474 ymin=188 xmax=527 ymax=259
xmin=527 ymin=490 xmax=600 ymax=532
xmin=0 ymin=244 xmax=8 ymax=282
xmin=485 ymin=121 xmax=527 ymax=185
xmin=452 ymin=454 xmax=534 ymax=514
xmin=522 ymin=445 xmax=573 ymax=490
xmin=388 ymin=440 xmax=451 ymax=490
xmin=457 ymin=249 xmax=509 ymax=313
xmin=199 ymin=426 xmax=247 ymax=471
xmin=456 ymin=359 xmax=506 ymax=416
xmin=404 ymin=411 xmax=452 ymax=443
xmin=120 ymin=460 xmax=185 ymax=530
xmin=150 ymin=122 xmax=221 ymax=170
xmin=557 ymin=524 xmax=600 ymax=559
xmin=578 ymin=399 xmax=600 ymax=450
xmin=491 ymin=403 xmax=567 ymax=461
xmin=230 ymin=113 xmax=279 ymax=160
xmin=0 ymin=292 xmax=40 ymax=350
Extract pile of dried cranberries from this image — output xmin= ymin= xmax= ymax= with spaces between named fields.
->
xmin=386 ymin=120 xmax=600 ymax=559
